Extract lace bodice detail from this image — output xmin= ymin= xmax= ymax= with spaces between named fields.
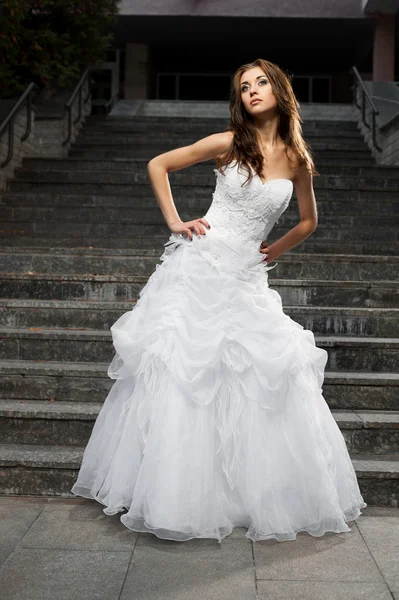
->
xmin=204 ymin=161 xmax=293 ymax=248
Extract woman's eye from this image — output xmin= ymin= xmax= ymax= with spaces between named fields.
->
xmin=241 ymin=80 xmax=268 ymax=92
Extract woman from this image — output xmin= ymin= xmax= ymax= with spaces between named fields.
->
xmin=71 ymin=58 xmax=367 ymax=544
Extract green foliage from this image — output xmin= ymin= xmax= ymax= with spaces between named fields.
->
xmin=0 ymin=0 xmax=119 ymax=98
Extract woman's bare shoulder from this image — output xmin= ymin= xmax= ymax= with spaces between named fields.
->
xmin=217 ymin=130 xmax=234 ymax=143
xmin=148 ymin=130 xmax=234 ymax=172
xmin=285 ymin=145 xmax=302 ymax=169
xmin=212 ymin=130 xmax=234 ymax=156
xmin=187 ymin=130 xmax=234 ymax=163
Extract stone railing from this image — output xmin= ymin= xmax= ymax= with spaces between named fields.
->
xmin=0 ymin=83 xmax=35 ymax=190
xmin=30 ymin=70 xmax=92 ymax=158
xmin=378 ymin=111 xmax=399 ymax=165
xmin=352 ymin=67 xmax=399 ymax=166
xmin=0 ymin=72 xmax=92 ymax=190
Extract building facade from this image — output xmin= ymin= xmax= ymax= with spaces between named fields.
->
xmin=106 ymin=0 xmax=398 ymax=103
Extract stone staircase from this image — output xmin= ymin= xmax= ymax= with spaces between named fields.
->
xmin=0 ymin=113 xmax=398 ymax=505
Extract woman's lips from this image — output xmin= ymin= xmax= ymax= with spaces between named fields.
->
xmin=250 ymin=99 xmax=262 ymax=105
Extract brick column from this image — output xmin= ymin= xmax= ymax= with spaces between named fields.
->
xmin=124 ymin=43 xmax=149 ymax=99
xmin=372 ymin=13 xmax=396 ymax=82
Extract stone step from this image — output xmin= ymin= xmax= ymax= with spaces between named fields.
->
xmin=68 ymin=148 xmax=376 ymax=165
xmin=0 ymin=443 xmax=84 ymax=496
xmin=21 ymin=157 xmax=399 ymax=179
xmin=0 ymin=298 xmax=397 ymax=335
xmin=0 ymin=360 xmax=110 ymax=403
xmin=1 ymin=274 xmax=397 ymax=308
xmin=74 ymin=133 xmax=369 ymax=150
xmin=0 ymin=218 xmax=395 ymax=241
xmin=2 ymin=205 xmax=398 ymax=231
xmin=0 ymin=398 xmax=398 ymax=454
xmin=1 ymin=327 xmax=397 ymax=371
xmin=285 ymin=227 xmax=395 ymax=244
xmin=3 ymin=188 xmax=398 ymax=205
xmin=2 ymin=194 xmax=398 ymax=221
xmin=325 ymin=372 xmax=398 ymax=411
xmin=84 ymin=125 xmax=362 ymax=136
xmin=0 ymin=400 xmax=103 ymax=446
xmin=313 ymin=335 xmax=398 ymax=371
xmin=74 ymin=137 xmax=370 ymax=154
xmin=83 ymin=120 xmax=361 ymax=139
xmin=2 ymin=193 xmax=398 ymax=218
xmin=0 ymin=442 xmax=397 ymax=504
xmin=8 ymin=179 xmax=399 ymax=200
xmin=71 ymin=141 xmax=372 ymax=154
xmin=1 ymin=247 xmax=396 ymax=276
xmin=3 ymin=110 xmax=397 ymax=506
xmin=0 ymin=234 xmax=396 ymax=256
xmin=1 ymin=359 xmax=397 ymax=410
xmin=13 ymin=168 xmax=399 ymax=191
xmin=81 ymin=117 xmax=361 ymax=128
xmin=1 ymin=203 xmax=397 ymax=240
xmin=85 ymin=115 xmax=360 ymax=130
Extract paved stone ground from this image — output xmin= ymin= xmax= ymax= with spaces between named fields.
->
xmin=0 ymin=497 xmax=398 ymax=600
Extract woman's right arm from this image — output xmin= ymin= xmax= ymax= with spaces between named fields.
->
xmin=147 ymin=131 xmax=233 ymax=239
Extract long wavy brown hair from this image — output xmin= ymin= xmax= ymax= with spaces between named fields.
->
xmin=216 ymin=58 xmax=318 ymax=186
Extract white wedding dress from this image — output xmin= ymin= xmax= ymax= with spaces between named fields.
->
xmin=71 ymin=160 xmax=367 ymax=543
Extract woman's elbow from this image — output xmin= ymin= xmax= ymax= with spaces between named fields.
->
xmin=147 ymin=158 xmax=166 ymax=178
xmin=302 ymin=218 xmax=318 ymax=233
xmin=147 ymin=158 xmax=158 ymax=172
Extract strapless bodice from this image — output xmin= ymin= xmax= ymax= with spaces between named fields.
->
xmin=204 ymin=161 xmax=293 ymax=249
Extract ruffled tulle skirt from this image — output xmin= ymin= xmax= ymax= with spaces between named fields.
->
xmin=71 ymin=223 xmax=367 ymax=543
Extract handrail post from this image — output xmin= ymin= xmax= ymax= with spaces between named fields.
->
xmin=362 ymin=91 xmax=370 ymax=129
xmin=353 ymin=79 xmax=360 ymax=110
xmin=84 ymin=75 xmax=91 ymax=103
xmin=62 ymin=69 xmax=91 ymax=147
xmin=372 ymin=111 xmax=380 ymax=150
xmin=63 ymin=105 xmax=72 ymax=148
xmin=21 ymin=93 xmax=32 ymax=142
xmin=1 ymin=121 xmax=14 ymax=169
xmin=1 ymin=73 xmax=92 ymax=168
xmin=74 ymin=85 xmax=83 ymax=126
xmin=351 ymin=66 xmax=381 ymax=152
xmin=0 ymin=82 xmax=35 ymax=169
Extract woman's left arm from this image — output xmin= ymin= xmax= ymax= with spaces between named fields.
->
xmin=259 ymin=163 xmax=318 ymax=263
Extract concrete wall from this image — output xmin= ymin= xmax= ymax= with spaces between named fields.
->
xmin=119 ymin=0 xmax=365 ymax=18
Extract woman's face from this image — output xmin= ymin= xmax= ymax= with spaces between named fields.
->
xmin=239 ymin=66 xmax=278 ymax=116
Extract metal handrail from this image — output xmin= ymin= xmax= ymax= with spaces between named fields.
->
xmin=62 ymin=68 xmax=91 ymax=146
xmin=0 ymin=82 xmax=36 ymax=168
xmin=351 ymin=66 xmax=381 ymax=152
